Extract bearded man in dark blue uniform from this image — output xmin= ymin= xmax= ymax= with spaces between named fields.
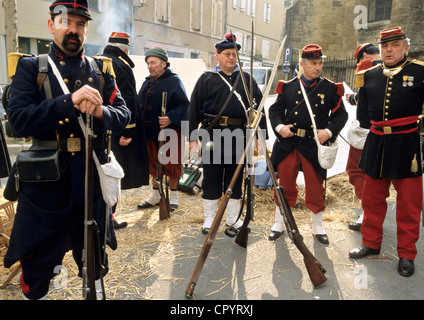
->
xmin=3 ymin=0 xmax=130 ymax=299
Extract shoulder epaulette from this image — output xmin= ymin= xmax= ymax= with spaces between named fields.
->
xmin=274 ymin=77 xmax=296 ymax=94
xmin=275 ymin=80 xmax=287 ymax=94
xmin=7 ymin=52 xmax=31 ymax=79
xmin=118 ymin=56 xmax=131 ymax=67
xmin=354 ymin=64 xmax=380 ymax=88
xmin=323 ymin=77 xmax=345 ymax=97
xmin=411 ymin=59 xmax=424 ymax=67
xmin=93 ymin=55 xmax=116 ymax=79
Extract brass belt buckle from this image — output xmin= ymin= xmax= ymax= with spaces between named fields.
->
xmin=383 ymin=126 xmax=392 ymax=134
xmin=219 ymin=116 xmax=229 ymax=126
xmin=67 ymin=137 xmax=81 ymax=152
xmin=296 ymin=128 xmax=306 ymax=137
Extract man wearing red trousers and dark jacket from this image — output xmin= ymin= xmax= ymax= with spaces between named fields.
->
xmin=345 ymin=43 xmax=381 ymax=231
xmin=349 ymin=27 xmax=424 ymax=277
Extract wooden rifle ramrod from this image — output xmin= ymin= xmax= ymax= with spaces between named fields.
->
xmin=185 ymin=35 xmax=287 ymax=297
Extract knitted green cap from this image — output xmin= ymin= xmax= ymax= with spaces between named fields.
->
xmin=145 ymin=47 xmax=168 ymax=63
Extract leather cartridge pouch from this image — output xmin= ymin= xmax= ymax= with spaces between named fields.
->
xmin=16 ymin=139 xmax=65 ymax=182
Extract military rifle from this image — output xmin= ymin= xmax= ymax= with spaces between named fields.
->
xmin=256 ymin=130 xmax=327 ymax=288
xmin=418 ymin=115 xmax=424 ymax=226
xmin=232 ymin=22 xmax=256 ymax=247
xmin=185 ymin=36 xmax=287 ymax=297
xmin=82 ymin=113 xmax=97 ymax=300
xmin=156 ymin=92 xmax=171 ymax=220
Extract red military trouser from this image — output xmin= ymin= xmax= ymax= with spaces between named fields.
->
xmin=275 ymin=149 xmax=325 ymax=214
xmin=361 ymin=175 xmax=422 ymax=260
xmin=346 ymin=145 xmax=366 ymax=199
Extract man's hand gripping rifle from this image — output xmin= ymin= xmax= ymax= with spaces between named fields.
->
xmin=156 ymin=92 xmax=171 ymax=220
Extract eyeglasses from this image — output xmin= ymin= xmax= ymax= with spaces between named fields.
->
xmin=220 ymin=52 xmax=237 ymax=58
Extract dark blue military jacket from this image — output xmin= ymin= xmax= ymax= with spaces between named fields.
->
xmin=188 ymin=66 xmax=266 ymax=160
xmin=269 ymin=76 xmax=348 ymax=176
xmin=3 ymin=43 xmax=130 ymax=268
xmin=357 ymin=58 xmax=424 ymax=179
xmin=102 ymin=45 xmax=149 ymax=189
xmin=138 ymin=67 xmax=189 ymax=141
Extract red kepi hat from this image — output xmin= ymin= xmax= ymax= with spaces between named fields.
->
xmin=379 ymin=26 xmax=407 ymax=43
xmin=108 ymin=32 xmax=131 ymax=46
xmin=301 ymin=44 xmax=327 ymax=59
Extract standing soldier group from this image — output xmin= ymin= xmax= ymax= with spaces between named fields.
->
xmin=1 ymin=0 xmax=423 ymax=300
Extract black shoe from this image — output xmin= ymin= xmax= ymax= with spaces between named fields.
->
xmin=114 ymin=220 xmax=128 ymax=229
xmin=268 ymin=230 xmax=284 ymax=241
xmin=137 ymin=201 xmax=159 ymax=209
xmin=314 ymin=234 xmax=329 ymax=244
xmin=170 ymin=204 xmax=178 ymax=211
xmin=398 ymin=258 xmax=414 ymax=277
xmin=224 ymin=225 xmax=251 ymax=238
xmin=201 ymin=228 xmax=210 ymax=235
xmin=348 ymin=222 xmax=361 ymax=231
xmin=349 ymin=245 xmax=380 ymax=259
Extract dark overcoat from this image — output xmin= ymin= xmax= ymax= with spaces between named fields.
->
xmin=3 ymin=43 xmax=130 ymax=269
xmin=102 ymin=45 xmax=149 ymax=189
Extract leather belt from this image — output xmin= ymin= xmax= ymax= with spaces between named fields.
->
xmin=290 ymin=127 xmax=314 ymax=138
xmin=218 ymin=116 xmax=244 ymax=126
xmin=371 ymin=123 xmax=417 ymax=135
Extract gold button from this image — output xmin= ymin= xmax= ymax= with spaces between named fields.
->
xmin=386 ymin=100 xmax=390 ymax=103
xmin=60 ymin=61 xmax=66 ymax=66
xmin=93 ymin=134 xmax=98 ymax=138
xmin=65 ymin=118 xmax=70 ymax=122
xmin=64 ymin=78 xmax=69 ymax=83
xmin=296 ymin=101 xmax=299 ymax=104
xmin=388 ymin=87 xmax=392 ymax=91
xmin=294 ymin=112 xmax=298 ymax=115
xmin=298 ymin=91 xmax=301 ymax=94
xmin=387 ymin=93 xmax=391 ymax=97
xmin=88 ymin=77 xmax=93 ymax=82
xmin=385 ymin=106 xmax=389 ymax=109
xmin=385 ymin=112 xmax=389 ymax=116
xmin=70 ymin=134 xmax=75 ymax=138
xmin=71 ymin=152 xmax=75 ymax=156
xmin=59 ymin=120 xmax=64 ymax=125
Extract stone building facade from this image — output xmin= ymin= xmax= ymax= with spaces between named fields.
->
xmin=285 ymin=0 xmax=424 ymax=61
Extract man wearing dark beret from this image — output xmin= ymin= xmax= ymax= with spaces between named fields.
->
xmin=3 ymin=0 xmax=130 ymax=299
xmin=268 ymin=44 xmax=348 ymax=244
xmin=188 ymin=33 xmax=266 ymax=235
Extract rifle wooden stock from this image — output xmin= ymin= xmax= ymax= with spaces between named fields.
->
xmin=185 ymin=146 xmax=247 ymax=297
xmin=258 ymin=133 xmax=327 ymax=288
xmin=157 ymin=92 xmax=170 ymax=220
xmin=83 ymin=113 xmax=97 ymax=300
